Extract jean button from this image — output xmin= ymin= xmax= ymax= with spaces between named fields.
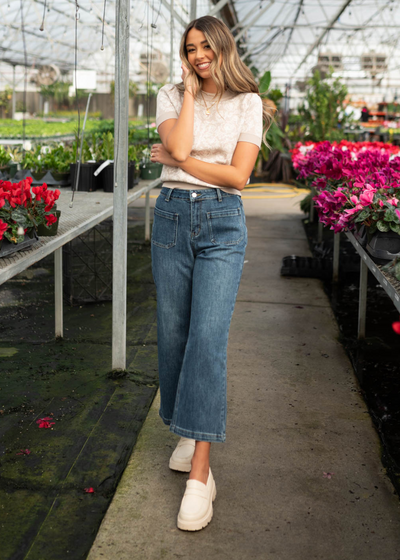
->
xmin=191 ymin=192 xmax=197 ymax=198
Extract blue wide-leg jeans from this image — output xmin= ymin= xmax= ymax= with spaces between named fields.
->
xmin=151 ymin=186 xmax=248 ymax=443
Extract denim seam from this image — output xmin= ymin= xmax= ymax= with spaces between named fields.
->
xmin=169 ymin=423 xmax=226 ymax=442
xmin=151 ymin=212 xmax=179 ymax=249
xmin=206 ymin=209 xmax=245 ymax=246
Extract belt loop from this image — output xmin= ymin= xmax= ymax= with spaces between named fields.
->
xmin=216 ymin=188 xmax=222 ymax=202
xmin=165 ymin=188 xmax=173 ymax=202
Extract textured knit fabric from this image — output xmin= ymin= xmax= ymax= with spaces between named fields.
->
xmin=155 ymin=84 xmax=263 ymax=196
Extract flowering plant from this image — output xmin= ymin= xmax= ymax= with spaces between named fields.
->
xmin=0 ymin=177 xmax=60 ymax=244
xmin=292 ymin=141 xmax=400 ymax=234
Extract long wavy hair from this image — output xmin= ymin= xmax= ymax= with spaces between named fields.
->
xmin=175 ymin=15 xmax=276 ymax=147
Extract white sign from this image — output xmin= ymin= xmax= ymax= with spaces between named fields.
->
xmin=72 ymin=70 xmax=97 ymax=90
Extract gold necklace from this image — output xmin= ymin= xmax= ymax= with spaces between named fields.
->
xmin=200 ymin=90 xmax=218 ymax=116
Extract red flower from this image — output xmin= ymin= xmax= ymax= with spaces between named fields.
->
xmin=392 ymin=320 xmax=400 ymax=335
xmin=84 ymin=487 xmax=95 ymax=493
xmin=16 ymin=449 xmax=31 ymax=455
xmin=45 ymin=213 xmax=57 ymax=226
xmin=0 ymin=219 xmax=8 ymax=240
xmin=36 ymin=416 xmax=55 ymax=428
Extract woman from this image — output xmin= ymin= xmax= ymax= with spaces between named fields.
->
xmin=150 ymin=15 xmax=275 ymax=531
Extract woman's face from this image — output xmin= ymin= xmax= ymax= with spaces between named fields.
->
xmin=185 ymin=27 xmax=222 ymax=78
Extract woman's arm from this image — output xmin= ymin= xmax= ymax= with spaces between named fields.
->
xmin=160 ymin=64 xmax=198 ymax=162
xmin=163 ymin=92 xmax=194 ymax=162
xmin=150 ymin=141 xmax=260 ymax=191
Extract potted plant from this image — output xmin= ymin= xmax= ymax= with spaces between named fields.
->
xmin=43 ymin=145 xmax=74 ymax=186
xmin=95 ymin=133 xmax=139 ymax=192
xmin=0 ymin=178 xmax=57 ymax=256
xmin=70 ymin=138 xmax=100 ymax=192
xmin=0 ymin=146 xmax=12 ymax=177
xmin=139 ymin=146 xmax=163 ymax=180
xmin=128 ymin=143 xmax=146 ymax=187
xmin=21 ymin=146 xmax=48 ymax=181
xmin=293 ymin=140 xmax=400 ymax=261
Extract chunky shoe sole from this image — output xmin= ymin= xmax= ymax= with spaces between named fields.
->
xmin=177 ymin=479 xmax=217 ymax=531
xmin=169 ymin=457 xmax=192 ymax=472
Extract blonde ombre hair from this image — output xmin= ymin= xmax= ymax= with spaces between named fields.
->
xmin=175 ymin=15 xmax=276 ymax=147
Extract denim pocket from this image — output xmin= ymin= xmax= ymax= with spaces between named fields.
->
xmin=207 ymin=207 xmax=244 ymax=245
xmin=151 ymin=206 xmax=178 ymax=249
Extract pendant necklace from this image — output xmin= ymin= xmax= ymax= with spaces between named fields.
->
xmin=200 ymin=90 xmax=217 ymax=116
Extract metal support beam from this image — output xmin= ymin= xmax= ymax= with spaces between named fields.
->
xmin=231 ymin=1 xmax=269 ymax=33
xmin=317 ymin=220 xmax=323 ymax=243
xmin=239 ymin=0 xmax=287 ymax=61
xmin=292 ymin=0 xmax=353 ymax=76
xmin=145 ymin=192 xmax=151 ymax=242
xmin=190 ymin=0 xmax=196 ymax=21
xmin=309 ymin=187 xmax=315 ymax=223
xmin=208 ymin=0 xmax=230 ymax=17
xmin=170 ymin=0 xmax=174 ymax=83
xmin=281 ymin=0 xmax=304 ymax=58
xmin=160 ymin=0 xmax=188 ymax=29
xmin=333 ymin=233 xmax=340 ymax=283
xmin=12 ymin=64 xmax=16 ymax=120
xmin=54 ymin=248 xmax=63 ymax=338
xmin=358 ymin=258 xmax=368 ymax=340
xmin=234 ymin=2 xmax=274 ymax=43
xmin=112 ymin=0 xmax=130 ymax=371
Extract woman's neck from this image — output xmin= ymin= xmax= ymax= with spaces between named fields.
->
xmin=201 ymin=76 xmax=228 ymax=94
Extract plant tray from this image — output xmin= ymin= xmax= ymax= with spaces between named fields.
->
xmin=280 ymin=256 xmax=333 ymax=279
xmin=366 ymin=230 xmax=400 ymax=263
xmin=0 ymin=230 xmax=39 ymax=258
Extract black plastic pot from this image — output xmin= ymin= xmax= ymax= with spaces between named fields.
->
xmin=0 ymin=229 xmax=39 ymax=258
xmin=51 ymin=171 xmax=71 ymax=187
xmin=70 ymin=163 xmax=101 ymax=192
xmin=36 ymin=210 xmax=61 ymax=237
xmin=366 ymin=229 xmax=400 ymax=263
xmin=31 ymin=170 xmax=47 ymax=181
xmin=100 ymin=163 xmax=136 ymax=192
xmin=353 ymin=224 xmax=367 ymax=248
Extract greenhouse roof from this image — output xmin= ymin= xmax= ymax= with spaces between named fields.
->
xmin=0 ymin=0 xmax=399 ymax=90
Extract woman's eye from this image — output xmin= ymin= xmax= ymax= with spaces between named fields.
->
xmin=187 ymin=46 xmax=210 ymax=53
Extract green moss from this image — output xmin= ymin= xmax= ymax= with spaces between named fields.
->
xmin=0 ymin=224 xmax=159 ymax=559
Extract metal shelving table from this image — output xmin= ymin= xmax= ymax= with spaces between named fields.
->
xmin=0 ymin=177 xmax=162 ymax=337
xmin=333 ymin=231 xmax=400 ymax=339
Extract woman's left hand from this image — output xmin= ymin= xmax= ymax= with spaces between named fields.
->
xmin=150 ymin=144 xmax=180 ymax=167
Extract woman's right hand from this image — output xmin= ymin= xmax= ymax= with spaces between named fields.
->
xmin=181 ymin=62 xmax=198 ymax=97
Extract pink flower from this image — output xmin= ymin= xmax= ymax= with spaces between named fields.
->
xmin=359 ymin=190 xmax=375 ymax=206
xmin=396 ymin=209 xmax=400 ymax=221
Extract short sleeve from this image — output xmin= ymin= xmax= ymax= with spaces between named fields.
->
xmin=237 ymin=93 xmax=263 ymax=148
xmin=156 ymin=85 xmax=179 ymax=131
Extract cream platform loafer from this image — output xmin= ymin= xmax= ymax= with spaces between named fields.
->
xmin=169 ymin=437 xmax=196 ymax=472
xmin=177 ymin=467 xmax=217 ymax=531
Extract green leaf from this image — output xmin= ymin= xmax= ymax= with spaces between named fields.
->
xmin=355 ymin=209 xmax=370 ymax=223
xmin=390 ymin=222 xmax=400 ymax=234
xmin=259 ymin=71 xmax=271 ymax=96
xmin=11 ymin=207 xmax=31 ymax=228
xmin=384 ymin=209 xmax=396 ymax=222
xmin=377 ymin=220 xmax=390 ymax=232
xmin=394 ymin=262 xmax=400 ymax=282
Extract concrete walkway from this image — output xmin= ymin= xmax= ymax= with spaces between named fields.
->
xmin=88 ymin=189 xmax=400 ymax=560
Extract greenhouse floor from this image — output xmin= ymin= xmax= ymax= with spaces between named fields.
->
xmin=88 ymin=188 xmax=400 ymax=560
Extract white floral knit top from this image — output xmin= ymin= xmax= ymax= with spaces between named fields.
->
xmin=155 ymin=83 xmax=263 ymax=196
